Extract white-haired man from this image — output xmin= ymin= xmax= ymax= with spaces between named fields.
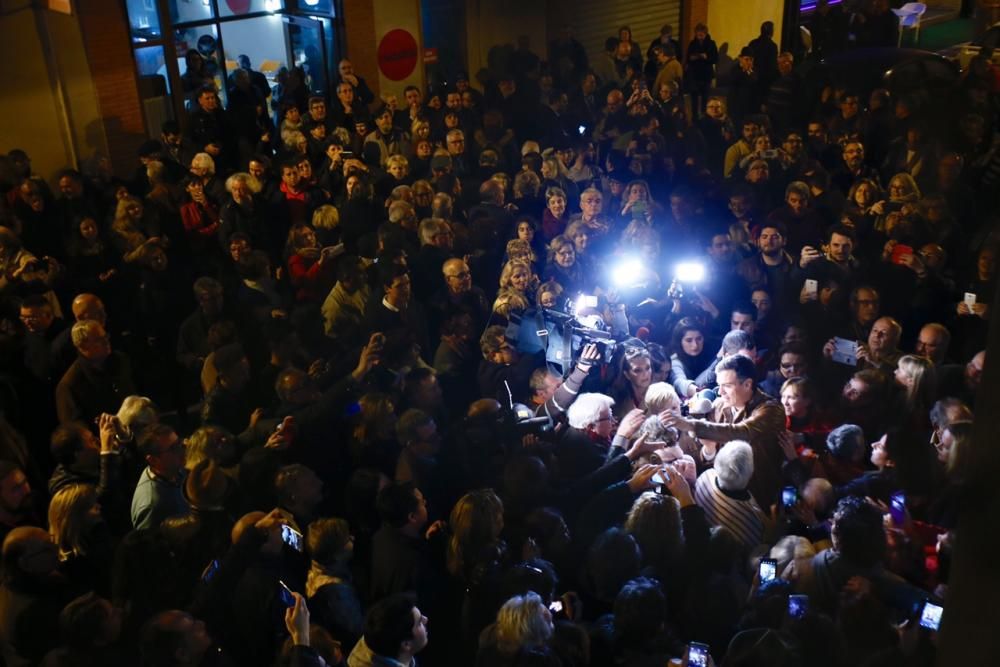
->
xmin=556 ymin=393 xmax=645 ymax=482
xmin=693 ymin=440 xmax=767 ymax=549
xmin=56 ymin=320 xmax=136 ymax=425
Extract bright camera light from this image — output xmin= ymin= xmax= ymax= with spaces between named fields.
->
xmin=612 ymin=258 xmax=645 ymax=287
xmin=675 ymin=262 xmax=705 ymax=283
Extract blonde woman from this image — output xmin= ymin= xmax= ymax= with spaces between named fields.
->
xmin=894 ymin=354 xmax=935 ymax=423
xmin=477 ymin=591 xmax=556 ymax=662
xmin=311 ymin=204 xmax=341 ymax=247
xmin=498 ymin=259 xmax=537 ymax=298
xmin=110 ymin=196 xmax=164 ymax=264
xmin=49 ymin=483 xmax=112 ymax=592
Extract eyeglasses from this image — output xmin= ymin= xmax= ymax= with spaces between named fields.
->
xmin=446 ymin=271 xmax=471 ymax=280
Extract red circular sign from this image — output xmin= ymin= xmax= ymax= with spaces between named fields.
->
xmin=377 ymin=29 xmax=418 ymax=81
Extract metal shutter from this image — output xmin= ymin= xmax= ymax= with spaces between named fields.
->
xmin=554 ymin=0 xmax=683 ymax=68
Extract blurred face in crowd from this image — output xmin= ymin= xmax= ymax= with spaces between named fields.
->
xmin=782 ymin=133 xmax=804 ymax=159
xmin=589 ymin=403 xmax=616 ymax=440
xmin=444 ymin=261 xmax=472 ymax=295
xmin=309 ymin=100 xmax=326 ymax=120
xmin=843 ymin=142 xmax=864 ymax=170
xmin=707 ymin=233 xmax=734 ymax=264
xmin=198 ymin=91 xmax=218 ymax=112
xmin=916 ymin=326 xmax=947 ymax=363
xmin=548 ymin=194 xmax=566 ymax=219
xmin=19 ymin=303 xmax=54 ymax=335
xmin=624 ymin=355 xmax=652 ymax=392
xmin=965 ymin=351 xmax=985 ymax=390
xmin=746 ymin=161 xmax=769 ymax=183
xmin=853 ymin=288 xmax=879 ymax=326
xmin=337 ymin=83 xmax=354 ymax=107
xmin=868 ymin=317 xmax=898 ymax=355
xmin=731 ymin=311 xmax=755 ymax=334
xmin=728 ymin=194 xmax=750 ymax=220
xmin=230 ymin=237 xmax=251 ymax=262
xmin=758 ymin=226 xmax=784 ymax=258
xmin=978 ymin=247 xmax=995 ymax=281
xmin=705 ymin=99 xmax=724 ymax=119
xmin=0 ymin=469 xmax=32 ymax=516
xmin=517 ymin=221 xmax=535 ymax=242
xmin=840 ymin=95 xmax=859 ymax=119
xmin=385 ymin=272 xmax=412 ymax=307
xmin=509 ymin=265 xmax=530 ymax=292
xmin=751 ymin=290 xmax=772 ymax=320
xmin=148 ymin=429 xmax=186 ymax=479
xmin=870 ymin=434 xmax=890 ymax=467
xmin=842 ymin=377 xmax=871 ymax=406
xmin=580 ymin=192 xmax=602 ymax=219
xmin=77 ymin=324 xmax=111 ymax=365
xmin=780 ymin=352 xmax=808 ymax=380
xmin=281 ymin=166 xmax=301 ymax=191
xmin=827 ymin=233 xmax=853 ymax=263
xmin=681 ymin=329 xmax=704 ymax=356
xmin=553 ymin=242 xmax=575 ymax=268
xmin=781 ymin=385 xmax=809 ymax=418
xmin=786 ymin=190 xmax=806 ymax=216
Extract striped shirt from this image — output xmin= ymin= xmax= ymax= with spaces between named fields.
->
xmin=694 ymin=468 xmax=766 ymax=550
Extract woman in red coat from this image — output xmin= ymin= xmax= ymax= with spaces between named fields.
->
xmin=284 ymin=223 xmax=339 ymax=304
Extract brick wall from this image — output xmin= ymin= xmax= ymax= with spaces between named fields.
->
xmin=683 ymin=0 xmax=708 ymax=45
xmin=342 ymin=0 xmax=380 ymax=98
xmin=76 ymin=0 xmax=146 ymax=178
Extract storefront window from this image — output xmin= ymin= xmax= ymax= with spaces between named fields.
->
xmin=220 ymin=15 xmax=286 ymax=105
xmin=169 ymin=0 xmax=215 ymax=25
xmin=127 ymin=0 xmax=162 ymax=42
xmin=134 ymin=45 xmax=171 ymax=94
xmin=175 ymin=24 xmax=227 ymax=108
xmin=219 ymin=0 xmax=285 ymax=18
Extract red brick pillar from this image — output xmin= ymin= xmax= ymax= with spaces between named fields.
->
xmin=76 ymin=0 xmax=146 ymax=178
xmin=341 ymin=0 xmax=380 ymax=98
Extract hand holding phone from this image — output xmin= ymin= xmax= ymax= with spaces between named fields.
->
xmin=890 ymin=492 xmax=906 ymax=526
xmin=278 ymin=580 xmax=297 ymax=608
xmin=788 ymin=594 xmax=809 ymax=619
xmin=919 ymin=600 xmax=943 ymax=631
xmin=281 ymin=524 xmax=304 ymax=552
xmin=759 ymin=558 xmax=777 ymax=583
xmin=782 ymin=486 xmax=798 ymax=509
xmin=688 ymin=642 xmax=711 ymax=667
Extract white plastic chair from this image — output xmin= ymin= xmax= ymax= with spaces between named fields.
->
xmin=892 ymin=2 xmax=927 ymax=47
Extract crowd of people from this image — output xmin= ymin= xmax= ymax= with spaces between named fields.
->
xmin=0 ymin=3 xmax=995 ymax=665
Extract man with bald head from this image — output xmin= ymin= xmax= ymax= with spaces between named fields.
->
xmin=915 ymin=323 xmax=951 ymax=365
xmin=56 ymin=320 xmax=136 ymax=424
xmin=857 ymin=316 xmax=902 ymax=372
xmin=429 ymin=258 xmax=490 ymax=338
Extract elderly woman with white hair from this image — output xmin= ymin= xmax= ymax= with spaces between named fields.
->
xmin=693 ymin=440 xmax=768 ymax=550
xmin=475 ymin=591 xmax=557 ymax=666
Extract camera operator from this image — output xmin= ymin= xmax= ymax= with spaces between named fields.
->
xmin=530 ymin=342 xmax=602 ymax=423
xmin=477 ymin=325 xmax=544 ymax=404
